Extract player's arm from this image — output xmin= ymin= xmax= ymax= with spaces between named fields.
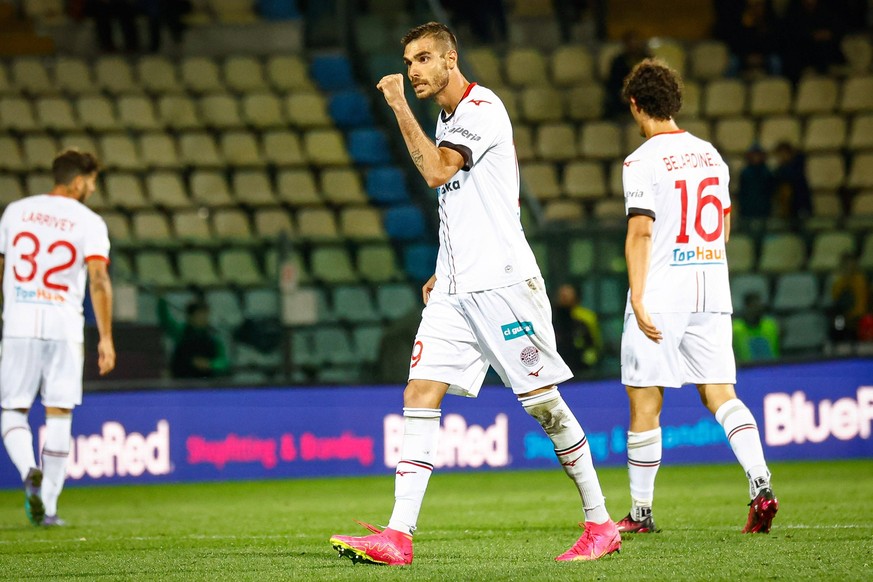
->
xmin=87 ymin=258 xmax=115 ymax=375
xmin=377 ymin=74 xmax=464 ymax=188
xmin=626 ymin=215 xmax=662 ymax=343
xmin=723 ymin=210 xmax=731 ymax=243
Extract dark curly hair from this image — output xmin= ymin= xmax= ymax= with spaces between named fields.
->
xmin=621 ymin=58 xmax=683 ymax=121
xmin=52 ymin=148 xmax=100 ymax=186
xmin=401 ymin=21 xmax=458 ymax=52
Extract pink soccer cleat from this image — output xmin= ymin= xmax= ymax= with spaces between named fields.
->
xmin=330 ymin=521 xmax=413 ymax=565
xmin=555 ymin=520 xmax=622 ymax=561
xmin=742 ymin=488 xmax=779 ymax=533
xmin=616 ymin=512 xmax=658 ymax=533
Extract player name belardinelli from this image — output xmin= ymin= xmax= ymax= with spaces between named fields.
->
xmin=662 ymin=151 xmax=720 ymax=171
xmin=20 ymin=211 xmax=76 ymax=231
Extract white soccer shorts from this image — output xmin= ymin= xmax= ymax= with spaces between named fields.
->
xmin=0 ymin=338 xmax=84 ymax=409
xmin=621 ymin=311 xmax=737 ymax=388
xmin=408 ymin=278 xmax=573 ymax=398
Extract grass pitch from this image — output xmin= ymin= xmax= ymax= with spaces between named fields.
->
xmin=0 ymin=460 xmax=871 ymax=581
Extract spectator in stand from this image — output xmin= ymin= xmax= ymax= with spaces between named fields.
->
xmin=553 ymin=283 xmax=602 ymax=374
xmin=737 ymin=143 xmax=775 ymax=232
xmin=773 ymin=141 xmax=812 ymax=224
xmin=830 ymin=253 xmax=869 ymax=342
xmin=780 ymin=0 xmax=847 ymax=82
xmin=440 ymin=0 xmax=507 ymax=44
xmin=722 ymin=0 xmax=783 ymax=78
xmin=158 ymin=297 xmax=229 ymax=379
xmin=605 ymin=29 xmax=651 ymax=119
xmin=89 ymin=0 xmax=141 ymax=53
xmin=142 ymin=0 xmax=190 ymax=53
xmin=732 ymin=293 xmax=780 ymax=362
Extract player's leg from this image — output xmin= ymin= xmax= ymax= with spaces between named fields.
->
xmin=1 ymin=338 xmax=44 ymax=525
xmin=40 ymin=340 xmax=84 ymax=526
xmin=620 ymin=385 xmax=664 ymax=533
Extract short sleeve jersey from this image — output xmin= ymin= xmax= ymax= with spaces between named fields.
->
xmin=623 ymin=130 xmax=732 ymax=313
xmin=433 ymin=83 xmax=540 ymax=294
xmin=0 ymin=194 xmax=110 ymax=341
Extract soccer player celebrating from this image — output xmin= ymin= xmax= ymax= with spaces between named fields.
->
xmin=0 ymin=149 xmax=115 ymax=526
xmin=617 ymin=59 xmax=778 ymax=534
xmin=330 ymin=22 xmax=620 ymax=564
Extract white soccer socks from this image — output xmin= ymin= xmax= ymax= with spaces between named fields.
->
xmin=715 ymin=398 xmax=771 ymax=498
xmin=626 ymin=427 xmax=661 ymax=520
xmin=519 ymin=389 xmax=610 ymax=524
xmin=41 ymin=413 xmax=72 ymax=517
xmin=1 ymin=409 xmax=37 ymax=481
xmin=387 ymin=407 xmax=441 ymax=536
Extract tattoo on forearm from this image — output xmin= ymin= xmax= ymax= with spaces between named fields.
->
xmin=411 ymin=149 xmax=424 ymax=169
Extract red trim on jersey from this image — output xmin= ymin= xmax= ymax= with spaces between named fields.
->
xmin=85 ymin=255 xmax=110 ymax=263
xmin=724 ymin=206 xmax=732 ymax=215
xmin=461 ymin=82 xmax=477 ymax=101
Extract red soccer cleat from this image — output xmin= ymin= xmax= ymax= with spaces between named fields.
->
xmin=555 ymin=520 xmax=621 ymax=562
xmin=330 ymin=521 xmax=413 ymax=565
xmin=743 ymin=488 xmax=779 ymax=533
xmin=616 ymin=512 xmax=658 ymax=533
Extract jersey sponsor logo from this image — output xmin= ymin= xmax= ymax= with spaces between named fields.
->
xmin=520 ymin=346 xmax=540 ymax=367
xmin=670 ymin=245 xmax=726 ymax=266
xmin=468 ymin=99 xmax=491 ymax=106
xmin=501 ymin=321 xmax=535 ymax=341
xmin=438 ymin=180 xmax=461 ymax=195
xmin=14 ymin=285 xmax=66 ymax=304
xmin=445 ymin=125 xmax=482 ymax=141
xmin=625 ymin=190 xmax=644 ymax=199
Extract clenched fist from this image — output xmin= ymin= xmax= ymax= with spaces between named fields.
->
xmin=377 ymin=74 xmax=406 ymax=108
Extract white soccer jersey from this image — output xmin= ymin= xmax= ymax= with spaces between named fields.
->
xmin=623 ymin=130 xmax=732 ymax=313
xmin=433 ymin=83 xmax=540 ymax=294
xmin=0 ymin=194 xmax=110 ymax=342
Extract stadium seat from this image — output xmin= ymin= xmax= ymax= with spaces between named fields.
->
xmin=0 ymin=175 xmax=23 ymax=206
xmin=313 ymin=326 xmax=358 ymax=365
xmin=730 ymin=273 xmax=771 ymax=308
xmin=505 ymin=48 xmax=548 ymax=87
xmin=568 ymin=238 xmax=595 ymax=276
xmin=858 ymin=232 xmax=873 ymax=271
xmin=157 ymin=95 xmax=201 ymax=130
xmin=842 ymin=33 xmax=873 ymax=73
xmin=714 ymin=118 xmax=755 ymax=155
xmin=0 ymin=136 xmax=25 ymax=172
xmin=543 ymin=199 xmax=585 ymax=223
xmin=55 ymin=57 xmax=95 ymax=95
xmin=262 ymin=130 xmax=306 ymax=166
xmin=134 ymin=250 xmax=177 ymax=287
xmin=303 ymin=129 xmax=350 ymax=166
xmin=384 ymin=205 xmax=426 ymax=240
xmin=132 ymin=212 xmax=174 ymax=245
xmin=102 ymin=211 xmax=132 ymax=244
xmin=339 ymin=206 xmax=387 ymax=241
xmin=35 ymin=97 xmax=78 ymax=132
xmin=22 ymin=134 xmax=57 ymax=170
xmin=593 ymin=199 xmax=627 ymax=225
xmin=332 ymin=285 xmax=380 ymax=323
xmin=563 ymin=161 xmax=607 ymax=200
xmin=352 ymin=323 xmax=384 ymax=365
xmin=218 ymin=249 xmax=264 ymax=286
xmin=840 ymin=75 xmax=873 ymax=113
xmin=536 ymin=123 xmax=577 ymax=161
xmin=804 ymin=115 xmax=847 ymax=152
xmin=376 ymin=283 xmax=418 ymax=320
xmin=276 ymin=168 xmax=322 ymax=206
xmin=781 ymin=310 xmax=828 ymax=353
xmin=848 ymin=192 xmax=873 ymax=230
xmin=594 ymin=275 xmax=626 ymax=315
xmin=139 ymin=133 xmax=180 ymax=170
xmin=759 ymin=116 xmax=802 ymax=150
xmin=243 ymin=287 xmax=280 ymax=318
xmin=681 ymin=118 xmax=711 ymax=141
xmin=117 ymin=95 xmax=160 ymax=131
xmin=1 ymin=96 xmax=38 ymax=132
xmin=104 ymin=173 xmax=150 ymax=210
xmin=12 ymin=58 xmax=53 ymax=95
xmin=146 ymin=171 xmax=191 ymax=208
xmin=100 ymin=134 xmax=142 ymax=171
xmin=212 ymin=208 xmax=253 ymax=240
xmin=181 ymin=57 xmax=224 ymax=93
xmin=347 ymin=128 xmax=392 ymax=166
xmin=772 ymin=271 xmax=819 ymax=312
xmin=758 ymin=233 xmax=807 ymax=273
xmin=689 ymin=40 xmax=729 ymax=80
xmin=579 ymin=121 xmax=622 ymax=159
xmin=198 ymin=93 xmax=243 ymax=129
xmin=177 ymin=250 xmax=221 ymax=287
xmin=296 ymin=207 xmax=341 ymax=241
xmin=808 ymin=231 xmax=856 ymax=272
xmin=310 ymin=54 xmax=356 ymax=92
xmin=748 ymin=77 xmax=792 ymax=117
xmin=514 ymin=123 xmax=536 ymax=161
xmin=221 ymin=131 xmax=263 ymax=167
xmin=190 ymin=170 xmax=234 ymax=207
xmin=110 ymin=251 xmax=134 ymax=280
xmin=253 ymin=207 xmax=295 ymax=238
xmin=466 ymin=47 xmax=503 ymax=86
xmin=521 ymin=162 xmax=561 ymax=201
xmin=848 ymin=113 xmax=873 ymax=151
xmin=172 ymin=208 xmax=213 ymax=242
xmin=321 ymin=167 xmax=368 ymax=206
xmin=794 ymin=76 xmax=838 ymax=115
xmin=402 ymin=243 xmax=438 ymax=283
xmin=224 ymin=55 xmax=267 ymax=93
xmin=649 ymin=37 xmax=687 ymax=75
xmin=365 ymin=166 xmax=410 ymax=205
xmin=703 ymin=78 xmax=746 ymax=118
xmin=179 ymin=132 xmax=223 ymax=167
xmin=551 ymin=45 xmax=595 ymax=86
xmin=205 ymin=289 xmax=244 ymax=328
xmin=726 ymin=233 xmax=755 ymax=273
xmin=0 ymin=61 xmax=8 ymax=94
xmin=607 ymin=160 xmax=624 ymax=196
xmin=137 ymin=55 xmax=179 ymax=94
xmin=266 ymin=54 xmax=314 ymax=92
xmin=565 ymin=83 xmax=605 ymax=121
xmin=806 ymin=153 xmax=845 ymax=191
xmin=25 ymin=172 xmax=54 ymax=194
xmin=810 ymin=193 xmax=843 ymax=222
xmin=848 ymin=152 xmax=873 ymax=189
xmin=328 ymin=90 xmax=374 ymax=129
xmin=241 ymin=92 xmax=284 ymax=130
xmin=59 ymin=133 xmax=98 ymax=155
xmin=233 ymin=170 xmax=277 ymax=206
xmin=94 ymin=56 xmax=137 ymax=94
xmin=311 ymin=245 xmax=358 ymax=283
xmin=357 ymin=243 xmax=403 ymax=283
xmin=520 ymin=86 xmax=564 ymax=123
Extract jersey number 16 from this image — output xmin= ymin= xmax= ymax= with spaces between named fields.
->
xmin=675 ymin=177 xmax=723 ymax=244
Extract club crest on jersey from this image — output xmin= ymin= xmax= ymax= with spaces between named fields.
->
xmin=520 ymin=346 xmax=540 ymax=367
xmin=502 ymin=321 xmax=535 ymax=341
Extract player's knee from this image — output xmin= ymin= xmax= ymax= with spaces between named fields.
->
xmin=403 ymin=380 xmax=446 ymax=409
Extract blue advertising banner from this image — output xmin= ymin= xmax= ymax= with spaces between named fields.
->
xmin=1 ymin=358 xmax=870 ymax=488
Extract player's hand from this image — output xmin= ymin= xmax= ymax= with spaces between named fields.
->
xmin=377 ymin=74 xmax=406 ymax=108
xmin=422 ymin=274 xmax=436 ymax=305
xmin=631 ymin=301 xmax=662 ymax=343
xmin=97 ymin=338 xmax=116 ymax=375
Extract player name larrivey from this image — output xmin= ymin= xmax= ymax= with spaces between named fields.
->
xmin=662 ymin=150 xmax=722 ymax=171
xmin=670 ymin=245 xmax=726 ymax=265
xmin=20 ymin=211 xmax=77 ymax=231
